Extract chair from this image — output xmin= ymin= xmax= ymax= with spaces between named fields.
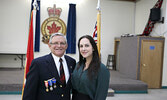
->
xmin=106 ymin=55 xmax=115 ymax=70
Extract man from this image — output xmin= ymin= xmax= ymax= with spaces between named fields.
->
xmin=23 ymin=33 xmax=76 ymax=100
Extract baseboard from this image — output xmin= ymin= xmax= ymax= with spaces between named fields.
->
xmin=114 ymin=90 xmax=148 ymax=94
xmin=161 ymin=86 xmax=167 ymax=89
xmin=0 ymin=91 xmax=22 ymax=95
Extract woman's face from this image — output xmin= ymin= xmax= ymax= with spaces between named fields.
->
xmin=79 ymin=38 xmax=94 ymax=59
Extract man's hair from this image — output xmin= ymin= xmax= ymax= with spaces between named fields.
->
xmin=49 ymin=33 xmax=67 ymax=44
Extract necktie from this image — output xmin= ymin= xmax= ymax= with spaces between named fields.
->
xmin=59 ymin=58 xmax=66 ymax=86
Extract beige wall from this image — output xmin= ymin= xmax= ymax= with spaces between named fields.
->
xmin=0 ymin=0 xmax=166 ymax=86
xmin=135 ymin=0 xmax=167 ymax=86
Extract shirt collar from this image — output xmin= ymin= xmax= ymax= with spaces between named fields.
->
xmin=51 ymin=53 xmax=65 ymax=63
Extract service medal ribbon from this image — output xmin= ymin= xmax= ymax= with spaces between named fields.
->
xmin=44 ymin=81 xmax=49 ymax=92
xmin=52 ymin=78 xmax=56 ymax=88
xmin=48 ymin=79 xmax=53 ymax=91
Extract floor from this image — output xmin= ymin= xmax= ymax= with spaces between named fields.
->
xmin=0 ymin=68 xmax=167 ymax=100
xmin=107 ymin=89 xmax=167 ymax=100
xmin=0 ymin=89 xmax=167 ymax=100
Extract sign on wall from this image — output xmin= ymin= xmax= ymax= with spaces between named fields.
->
xmin=41 ymin=4 xmax=66 ymax=44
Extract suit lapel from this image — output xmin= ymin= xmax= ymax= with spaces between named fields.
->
xmin=46 ymin=54 xmax=73 ymax=85
xmin=46 ymin=54 xmax=61 ymax=83
xmin=64 ymin=55 xmax=73 ymax=84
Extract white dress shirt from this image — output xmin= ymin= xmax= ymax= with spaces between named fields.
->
xmin=51 ymin=53 xmax=69 ymax=83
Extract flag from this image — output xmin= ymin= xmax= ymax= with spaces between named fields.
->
xmin=96 ymin=0 xmax=101 ymax=56
xmin=142 ymin=0 xmax=163 ymax=36
xmin=66 ymin=4 xmax=76 ymax=54
xmin=31 ymin=0 xmax=40 ymax=52
xmin=93 ymin=22 xmax=97 ymax=43
xmin=22 ymin=1 xmax=36 ymax=98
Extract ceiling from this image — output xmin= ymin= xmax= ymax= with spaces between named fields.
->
xmin=108 ymin=0 xmax=142 ymax=3
xmin=116 ymin=0 xmax=136 ymax=1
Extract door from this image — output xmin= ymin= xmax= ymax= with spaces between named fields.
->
xmin=140 ymin=39 xmax=164 ymax=88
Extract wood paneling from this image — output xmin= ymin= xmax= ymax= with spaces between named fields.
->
xmin=140 ymin=40 xmax=164 ymax=88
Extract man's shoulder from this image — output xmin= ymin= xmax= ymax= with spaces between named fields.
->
xmin=64 ymin=55 xmax=75 ymax=61
xmin=33 ymin=54 xmax=51 ymax=61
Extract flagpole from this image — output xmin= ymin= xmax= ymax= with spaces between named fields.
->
xmin=21 ymin=0 xmax=36 ymax=99
xmin=33 ymin=0 xmax=37 ymax=49
xmin=96 ymin=0 xmax=101 ymax=56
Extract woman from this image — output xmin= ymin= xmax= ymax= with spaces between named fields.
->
xmin=72 ymin=35 xmax=110 ymax=100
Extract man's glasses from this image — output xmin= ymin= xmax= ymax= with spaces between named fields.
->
xmin=50 ymin=42 xmax=66 ymax=46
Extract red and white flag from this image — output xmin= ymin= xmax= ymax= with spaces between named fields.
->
xmin=93 ymin=22 xmax=97 ymax=43
xmin=22 ymin=7 xmax=35 ymax=98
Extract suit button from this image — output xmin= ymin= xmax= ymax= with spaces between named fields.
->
xmin=60 ymin=85 xmax=63 ymax=88
xmin=61 ymin=94 xmax=64 ymax=97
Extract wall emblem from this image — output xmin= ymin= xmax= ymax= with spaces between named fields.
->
xmin=41 ymin=4 xmax=66 ymax=44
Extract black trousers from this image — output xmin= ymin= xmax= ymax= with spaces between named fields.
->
xmin=72 ymin=89 xmax=92 ymax=100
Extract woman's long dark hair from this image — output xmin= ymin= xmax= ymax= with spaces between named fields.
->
xmin=77 ymin=35 xmax=100 ymax=80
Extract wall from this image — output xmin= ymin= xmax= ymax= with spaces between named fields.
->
xmin=0 ymin=0 xmax=30 ymax=68
xmin=163 ymin=0 xmax=167 ymax=87
xmin=0 ymin=0 xmax=135 ymax=68
xmin=0 ymin=0 xmax=30 ymax=54
xmin=37 ymin=0 xmax=135 ymax=65
xmin=135 ymin=0 xmax=167 ymax=86
xmin=0 ymin=0 xmax=166 ymax=86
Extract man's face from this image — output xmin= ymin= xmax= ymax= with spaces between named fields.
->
xmin=48 ymin=35 xmax=67 ymax=57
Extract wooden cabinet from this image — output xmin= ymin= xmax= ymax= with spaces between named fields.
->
xmin=117 ymin=36 xmax=164 ymax=88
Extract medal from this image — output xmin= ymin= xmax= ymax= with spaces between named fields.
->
xmin=44 ymin=81 xmax=49 ymax=92
xmin=52 ymin=78 xmax=56 ymax=88
xmin=48 ymin=79 xmax=53 ymax=91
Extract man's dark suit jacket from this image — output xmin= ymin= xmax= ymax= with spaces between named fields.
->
xmin=23 ymin=53 xmax=76 ymax=100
